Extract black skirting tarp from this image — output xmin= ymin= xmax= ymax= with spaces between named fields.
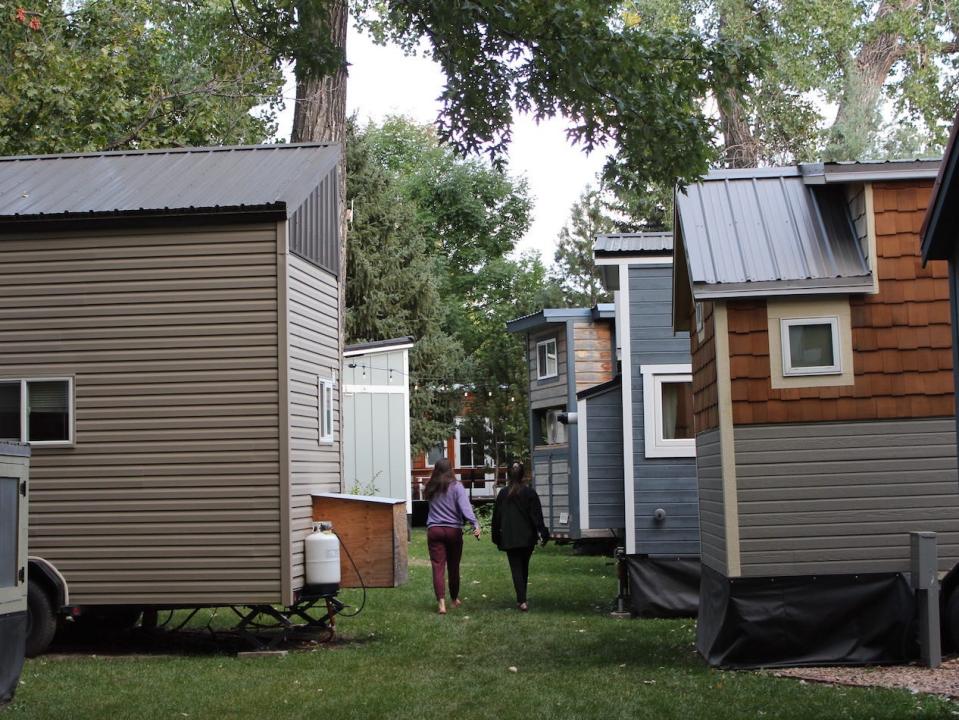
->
xmin=627 ymin=556 xmax=700 ymax=618
xmin=0 ymin=610 xmax=26 ymax=704
xmin=697 ymin=563 xmax=917 ymax=669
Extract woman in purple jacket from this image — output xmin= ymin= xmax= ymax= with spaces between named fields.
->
xmin=425 ymin=458 xmax=481 ymax=614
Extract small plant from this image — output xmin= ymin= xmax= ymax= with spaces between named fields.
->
xmin=349 ymin=471 xmax=382 ymax=497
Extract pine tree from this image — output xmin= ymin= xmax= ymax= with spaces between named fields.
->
xmin=552 ymin=186 xmax=615 ymax=308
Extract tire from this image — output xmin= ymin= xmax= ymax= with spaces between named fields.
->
xmin=74 ymin=607 xmax=143 ymax=630
xmin=947 ymin=587 xmax=959 ymax=650
xmin=26 ymin=579 xmax=57 ymax=657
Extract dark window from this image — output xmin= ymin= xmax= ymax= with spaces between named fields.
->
xmin=28 ymin=380 xmax=70 ymax=442
xmin=0 ymin=383 xmax=19 ymax=441
xmin=459 ymin=433 xmax=480 ymax=467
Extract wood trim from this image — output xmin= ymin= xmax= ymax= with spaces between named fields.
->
xmin=714 ymin=302 xmax=741 ymax=576
xmin=864 ymin=184 xmax=880 ymax=295
xmin=619 ymin=264 xmax=636 ymax=554
xmin=276 ymin=219 xmax=293 ymax=607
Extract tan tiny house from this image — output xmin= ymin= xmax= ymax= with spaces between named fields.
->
xmin=0 ymin=145 xmax=343 ymax=653
xmin=673 ymin=160 xmax=959 ymax=667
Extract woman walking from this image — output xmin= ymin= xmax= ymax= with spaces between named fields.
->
xmin=425 ymin=458 xmax=481 ymax=615
xmin=492 ymin=461 xmax=549 ymax=611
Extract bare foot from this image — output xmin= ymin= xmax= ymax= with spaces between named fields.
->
xmin=452 ymin=599 xmax=463 ymax=608
xmin=518 ymin=602 xmax=528 ymax=612
xmin=438 ymin=599 xmax=447 ymax=615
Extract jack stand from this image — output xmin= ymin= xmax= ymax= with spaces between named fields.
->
xmin=233 ymin=596 xmax=344 ymax=651
xmin=610 ymin=546 xmax=632 ymax=619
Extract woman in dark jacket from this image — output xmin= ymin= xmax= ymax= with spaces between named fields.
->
xmin=491 ymin=461 xmax=549 ymax=611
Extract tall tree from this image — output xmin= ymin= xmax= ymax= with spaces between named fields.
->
xmin=552 ymin=186 xmax=616 ymax=307
xmin=1 ymin=0 xmax=283 ymax=155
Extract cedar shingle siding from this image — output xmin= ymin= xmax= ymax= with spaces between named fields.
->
xmin=726 ymin=181 xmax=954 ymax=425
xmin=691 ymin=302 xmax=719 ymax=432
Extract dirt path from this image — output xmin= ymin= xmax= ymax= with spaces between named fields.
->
xmin=770 ymin=657 xmax=959 ymax=699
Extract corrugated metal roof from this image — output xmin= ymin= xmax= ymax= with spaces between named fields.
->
xmin=594 ymin=231 xmax=672 ymax=255
xmin=675 ymin=169 xmax=872 ymax=299
xmin=0 ymin=143 xmax=339 ymax=221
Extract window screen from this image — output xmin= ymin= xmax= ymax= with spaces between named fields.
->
xmin=0 ymin=383 xmax=19 ymax=442
xmin=788 ymin=323 xmax=835 ymax=368
xmin=0 ymin=478 xmax=18 ymax=589
xmin=28 ymin=380 xmax=70 ymax=442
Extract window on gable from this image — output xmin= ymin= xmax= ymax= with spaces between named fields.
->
xmin=640 ymin=365 xmax=695 ymax=458
xmin=0 ymin=378 xmax=73 ymax=446
xmin=781 ymin=317 xmax=841 ymax=376
xmin=536 ymin=338 xmax=558 ymax=380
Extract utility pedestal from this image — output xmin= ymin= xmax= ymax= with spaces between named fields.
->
xmin=910 ymin=531 xmax=941 ymax=668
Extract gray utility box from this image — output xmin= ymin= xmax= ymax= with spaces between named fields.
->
xmin=0 ymin=443 xmax=29 ymax=705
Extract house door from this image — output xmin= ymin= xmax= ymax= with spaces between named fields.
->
xmin=0 ymin=454 xmax=28 ymax=615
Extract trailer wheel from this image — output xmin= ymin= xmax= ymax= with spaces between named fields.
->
xmin=26 ymin=579 xmax=57 ymax=657
xmin=946 ymin=587 xmax=959 ymax=649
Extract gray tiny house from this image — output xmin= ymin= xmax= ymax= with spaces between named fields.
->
xmin=585 ymin=233 xmax=700 ymax=616
xmin=0 ymin=144 xmax=343 ymax=654
xmin=506 ymin=306 xmax=616 ymax=539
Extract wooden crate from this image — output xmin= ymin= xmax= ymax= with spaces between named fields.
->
xmin=311 ymin=493 xmax=408 ymax=588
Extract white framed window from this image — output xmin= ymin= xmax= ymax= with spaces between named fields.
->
xmin=318 ymin=377 xmax=334 ymax=443
xmin=640 ymin=365 xmax=694 ymax=458
xmin=536 ymin=338 xmax=558 ymax=380
xmin=780 ymin=317 xmax=841 ymax=376
xmin=457 ymin=430 xmax=481 ymax=468
xmin=0 ymin=378 xmax=74 ymax=447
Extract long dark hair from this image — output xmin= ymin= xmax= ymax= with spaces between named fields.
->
xmin=507 ymin=461 xmax=526 ymax=497
xmin=424 ymin=457 xmax=455 ymax=501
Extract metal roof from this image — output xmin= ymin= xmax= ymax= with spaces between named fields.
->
xmin=0 ymin=143 xmax=339 ymax=223
xmin=506 ymin=304 xmax=614 ymax=333
xmin=675 ymin=169 xmax=872 ymax=300
xmin=344 ymin=336 xmax=415 ymax=357
xmin=594 ymin=231 xmax=672 ymax=255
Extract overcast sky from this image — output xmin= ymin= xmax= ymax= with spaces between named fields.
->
xmin=274 ymin=21 xmax=609 ymax=264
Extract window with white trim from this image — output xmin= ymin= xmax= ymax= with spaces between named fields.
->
xmin=780 ymin=317 xmax=841 ymax=376
xmin=536 ymin=338 xmax=558 ymax=379
xmin=457 ymin=431 xmax=481 ymax=468
xmin=640 ymin=365 xmax=694 ymax=458
xmin=0 ymin=378 xmax=73 ymax=446
xmin=318 ymin=377 xmax=334 ymax=443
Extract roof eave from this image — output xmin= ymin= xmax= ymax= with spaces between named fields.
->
xmin=344 ymin=336 xmax=415 ymax=357
xmin=0 ymin=203 xmax=288 ymax=232
xmin=691 ymin=276 xmax=875 ymax=301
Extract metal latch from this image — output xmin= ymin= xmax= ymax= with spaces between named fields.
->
xmin=20 ymin=480 xmax=26 ymax=496
xmin=18 ymin=567 xmax=24 ymax=584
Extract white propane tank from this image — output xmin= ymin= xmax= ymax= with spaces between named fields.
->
xmin=305 ymin=521 xmax=341 ymax=597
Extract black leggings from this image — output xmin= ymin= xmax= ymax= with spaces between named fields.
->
xmin=506 ymin=546 xmax=535 ymax=603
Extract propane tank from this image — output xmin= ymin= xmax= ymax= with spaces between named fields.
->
xmin=305 ymin=521 xmax=340 ymax=597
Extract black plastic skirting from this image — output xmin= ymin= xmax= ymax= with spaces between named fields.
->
xmin=627 ymin=556 xmax=701 ymax=618
xmin=0 ymin=610 xmax=26 ymax=704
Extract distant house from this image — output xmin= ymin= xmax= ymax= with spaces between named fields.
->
xmin=506 ymin=305 xmax=616 ymax=540
xmin=581 ymin=232 xmax=700 ymax=616
xmin=673 ymin=160 xmax=959 ymax=667
xmin=342 ymin=337 xmax=413 ymax=511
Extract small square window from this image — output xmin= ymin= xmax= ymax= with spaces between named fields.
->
xmin=0 ymin=378 xmax=73 ymax=446
xmin=781 ymin=318 xmax=841 ymax=376
xmin=318 ymin=377 xmax=334 ymax=443
xmin=536 ymin=338 xmax=558 ymax=380
xmin=641 ymin=365 xmax=695 ymax=458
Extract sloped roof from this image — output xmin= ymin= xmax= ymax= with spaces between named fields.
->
xmin=921 ymin=114 xmax=959 ymax=262
xmin=594 ymin=231 xmax=672 ymax=255
xmin=506 ymin=304 xmax=614 ymax=333
xmin=344 ymin=337 xmax=415 ymax=357
xmin=0 ymin=143 xmax=339 ymax=224
xmin=675 ymin=167 xmax=872 ymax=300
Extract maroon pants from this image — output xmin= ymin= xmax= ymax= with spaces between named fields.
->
xmin=427 ymin=526 xmax=464 ymax=601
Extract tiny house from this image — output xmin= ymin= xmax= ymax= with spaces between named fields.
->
xmin=0 ymin=144 xmax=343 ymax=654
xmin=342 ymin=337 xmax=413 ymax=511
xmin=581 ymin=233 xmax=700 ymax=616
xmin=0 ymin=444 xmax=27 ymax=702
xmin=673 ymin=160 xmax=959 ymax=667
xmin=506 ymin=305 xmax=616 ymax=539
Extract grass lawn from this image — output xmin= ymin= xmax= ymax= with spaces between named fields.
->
xmin=8 ymin=530 xmax=958 ymax=720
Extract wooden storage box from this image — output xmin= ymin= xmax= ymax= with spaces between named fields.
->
xmin=311 ymin=493 xmax=408 ymax=588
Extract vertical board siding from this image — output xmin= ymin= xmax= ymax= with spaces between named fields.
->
xmin=727 ymin=180 xmax=954 ymax=425
xmin=532 ymin=447 xmax=569 ymax=532
xmin=628 ymin=266 xmax=699 ymax=556
xmin=691 ymin=302 xmax=719 ymax=432
xmin=287 ymin=255 xmax=341 ymax=589
xmin=573 ymin=321 xmax=614 ymax=392
xmin=528 ymin=328 xmax=568 ymax=410
xmin=289 ymin=169 xmax=340 ymax=276
xmin=585 ymin=386 xmax=625 ymax=529
xmin=695 ymin=429 xmax=725 ymax=574
xmin=735 ymin=418 xmax=959 ymax=576
xmin=0 ymin=226 xmax=283 ymax=605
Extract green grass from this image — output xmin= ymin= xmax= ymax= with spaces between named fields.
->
xmin=8 ymin=531 xmax=958 ymax=720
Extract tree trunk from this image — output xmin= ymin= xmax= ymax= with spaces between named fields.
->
xmin=291 ymin=0 xmax=349 ymax=491
xmin=826 ymin=0 xmax=917 ymax=160
xmin=717 ymin=88 xmax=761 ymax=168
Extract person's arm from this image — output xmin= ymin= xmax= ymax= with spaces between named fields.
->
xmin=528 ymin=488 xmax=549 ymax=545
xmin=456 ymin=483 xmax=481 ymax=537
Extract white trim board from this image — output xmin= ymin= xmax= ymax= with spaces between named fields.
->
xmin=618 ymin=263 xmax=637 ymax=555
xmin=639 ymin=364 xmax=696 ymax=458
xmin=577 ymin=396 xmax=590 ymax=531
xmin=343 ymin=342 xmax=414 ymax=358
xmin=595 ymin=256 xmax=673 ymax=267
xmin=342 ymin=384 xmax=407 ymax=394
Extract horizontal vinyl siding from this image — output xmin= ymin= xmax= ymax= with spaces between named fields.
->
xmin=533 ymin=447 xmax=569 ymax=532
xmin=287 ymin=255 xmax=341 ymax=589
xmin=695 ymin=429 xmax=725 ymax=574
xmin=0 ymin=225 xmax=283 ymax=606
xmin=629 ymin=265 xmax=699 ymax=556
xmin=529 ymin=328 xmax=568 ymax=410
xmin=585 ymin=388 xmax=625 ymax=529
xmin=735 ymin=418 xmax=959 ymax=576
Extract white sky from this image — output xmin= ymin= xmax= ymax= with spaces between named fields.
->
xmin=273 ymin=20 xmax=609 ymax=264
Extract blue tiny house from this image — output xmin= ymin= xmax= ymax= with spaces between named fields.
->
xmin=584 ymin=232 xmax=700 ymax=616
xmin=506 ymin=306 xmax=616 ymax=540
